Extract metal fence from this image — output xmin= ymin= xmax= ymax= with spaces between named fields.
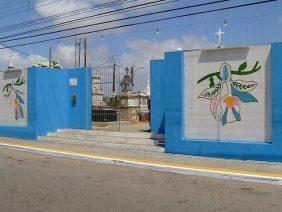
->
xmin=91 ymin=65 xmax=121 ymax=131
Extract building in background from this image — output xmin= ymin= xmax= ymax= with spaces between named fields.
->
xmin=92 ymin=73 xmax=106 ymax=107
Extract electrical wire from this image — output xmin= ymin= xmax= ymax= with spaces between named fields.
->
xmin=0 ymin=42 xmax=47 ymax=62
xmin=0 ymin=0 xmax=180 ymax=40
xmin=94 ymin=55 xmax=118 ymax=68
xmin=1 ymin=0 xmax=279 ymax=64
xmin=0 ymin=0 xmax=230 ymax=42
xmin=0 ymin=0 xmax=278 ymax=49
xmin=0 ymin=0 xmax=130 ymax=33
xmin=0 ymin=0 xmax=63 ymax=19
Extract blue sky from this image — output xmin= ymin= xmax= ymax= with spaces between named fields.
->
xmin=0 ymin=0 xmax=281 ymax=89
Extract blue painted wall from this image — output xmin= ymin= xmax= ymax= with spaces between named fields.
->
xmin=150 ymin=59 xmax=165 ymax=134
xmin=271 ymin=42 xmax=282 ymax=144
xmin=0 ymin=67 xmax=92 ymax=140
xmin=150 ymin=43 xmax=282 ymax=162
xmin=35 ymin=67 xmax=92 ymax=137
xmin=35 ymin=67 xmax=69 ymax=136
xmin=68 ymin=68 xmax=92 ymax=130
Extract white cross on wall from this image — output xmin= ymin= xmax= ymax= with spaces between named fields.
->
xmin=215 ymin=28 xmax=225 ymax=48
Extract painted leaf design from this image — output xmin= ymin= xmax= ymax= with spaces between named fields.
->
xmin=15 ymin=108 xmax=18 ymax=120
xmin=3 ymin=83 xmax=11 ymax=92
xmin=15 ymin=78 xmax=20 ymax=84
xmin=231 ymin=85 xmax=258 ymax=103
xmin=14 ymin=77 xmax=25 ymax=86
xmin=18 ymin=104 xmax=24 ymax=118
xmin=220 ymin=63 xmax=231 ymax=81
xmin=16 ymin=93 xmax=25 ymax=104
xmin=210 ymin=95 xmax=220 ymax=119
xmin=238 ymin=61 xmax=247 ymax=72
xmin=231 ymin=80 xmax=258 ymax=92
xmin=198 ymin=82 xmax=223 ymax=100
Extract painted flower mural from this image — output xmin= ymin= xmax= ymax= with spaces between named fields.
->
xmin=2 ymin=77 xmax=25 ymax=120
xmin=197 ymin=61 xmax=260 ymax=126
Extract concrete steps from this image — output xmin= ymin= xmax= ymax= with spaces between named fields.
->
xmin=58 ymin=129 xmax=152 ymax=139
xmin=46 ymin=132 xmax=154 ymax=146
xmin=38 ymin=129 xmax=164 ymax=153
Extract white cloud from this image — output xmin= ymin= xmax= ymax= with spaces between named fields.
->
xmin=53 ymin=43 xmax=112 ymax=67
xmin=53 ymin=35 xmax=216 ymax=91
xmin=35 ymin=0 xmax=175 ymax=36
xmin=119 ymin=35 xmax=216 ymax=90
xmin=35 ymin=0 xmax=127 ymax=34
xmin=53 ymin=44 xmax=75 ymax=67
xmin=0 ymin=46 xmax=45 ymax=69
xmin=34 ymin=0 xmax=216 ymax=91
xmin=36 ymin=0 xmax=89 ymax=18
xmin=0 ymin=33 xmax=215 ymax=95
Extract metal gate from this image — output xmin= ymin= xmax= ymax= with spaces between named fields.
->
xmin=92 ymin=65 xmax=121 ymax=131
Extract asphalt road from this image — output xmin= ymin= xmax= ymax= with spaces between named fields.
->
xmin=0 ymin=147 xmax=282 ymax=212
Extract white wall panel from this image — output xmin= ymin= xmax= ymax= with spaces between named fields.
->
xmin=0 ymin=69 xmax=27 ymax=126
xmin=184 ymin=45 xmax=271 ymax=142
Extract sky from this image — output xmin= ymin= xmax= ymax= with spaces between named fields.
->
xmin=0 ymin=0 xmax=281 ymax=90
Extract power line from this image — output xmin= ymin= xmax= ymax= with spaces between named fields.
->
xmin=0 ymin=0 xmax=164 ymax=36
xmin=0 ymin=0 xmax=179 ymax=40
xmin=0 ymin=0 xmax=49 ymax=12
xmin=94 ymin=55 xmax=118 ymax=68
xmin=0 ymin=42 xmax=47 ymax=62
xmin=1 ymin=10 xmax=279 ymax=65
xmin=2 ymin=2 xmax=279 ymax=65
xmin=0 ymin=0 xmax=130 ymax=33
xmin=94 ymin=10 xmax=281 ymax=43
xmin=0 ymin=0 xmax=27 ymax=11
xmin=3 ymin=2 xmax=280 ymax=64
xmin=0 ymin=0 xmax=63 ymax=19
xmin=0 ymin=0 xmax=231 ymax=42
xmin=0 ymin=0 xmax=278 ymax=49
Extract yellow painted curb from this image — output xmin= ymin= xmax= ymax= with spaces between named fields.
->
xmin=0 ymin=140 xmax=282 ymax=180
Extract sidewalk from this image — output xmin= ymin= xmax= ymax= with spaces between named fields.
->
xmin=0 ymin=136 xmax=282 ymax=185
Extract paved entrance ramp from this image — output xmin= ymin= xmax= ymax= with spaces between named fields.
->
xmin=38 ymin=129 xmax=164 ymax=153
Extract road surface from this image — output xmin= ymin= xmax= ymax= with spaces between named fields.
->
xmin=0 ymin=147 xmax=281 ymax=212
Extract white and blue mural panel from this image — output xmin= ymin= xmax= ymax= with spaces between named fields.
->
xmin=184 ymin=45 xmax=271 ymax=142
xmin=0 ymin=69 xmax=27 ymax=126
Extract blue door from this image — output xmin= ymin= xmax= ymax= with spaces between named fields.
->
xmin=68 ymin=69 xmax=92 ymax=130
xmin=69 ymin=74 xmax=82 ymax=129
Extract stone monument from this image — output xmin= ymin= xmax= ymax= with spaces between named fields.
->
xmin=118 ymin=68 xmax=150 ymax=121
xmin=119 ymin=68 xmax=139 ymax=121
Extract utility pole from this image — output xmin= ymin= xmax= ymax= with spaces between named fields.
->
xmin=84 ymin=37 xmax=87 ymax=67
xmin=49 ymin=46 xmax=52 ymax=67
xmin=78 ymin=38 xmax=81 ymax=67
xmin=130 ymin=65 xmax=134 ymax=86
xmin=113 ymin=63 xmax=116 ymax=93
xmin=74 ymin=38 xmax=77 ymax=68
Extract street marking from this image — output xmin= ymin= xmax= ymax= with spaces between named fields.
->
xmin=0 ymin=141 xmax=282 ymax=185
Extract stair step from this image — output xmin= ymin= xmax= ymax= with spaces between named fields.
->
xmin=57 ymin=129 xmax=152 ymax=139
xmin=38 ymin=136 xmax=164 ymax=153
xmin=47 ymin=132 xmax=156 ymax=146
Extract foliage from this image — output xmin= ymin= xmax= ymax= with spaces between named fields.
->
xmin=106 ymin=96 xmax=120 ymax=108
xmin=33 ymin=60 xmax=62 ymax=69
